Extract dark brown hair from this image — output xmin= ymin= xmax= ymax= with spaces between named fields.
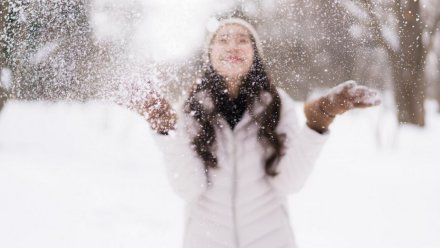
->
xmin=185 ymin=34 xmax=285 ymax=182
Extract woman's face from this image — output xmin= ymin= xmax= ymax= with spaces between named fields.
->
xmin=209 ymin=24 xmax=254 ymax=81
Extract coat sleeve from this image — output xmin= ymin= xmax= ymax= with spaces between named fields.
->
xmin=152 ymin=104 xmax=207 ymax=202
xmin=267 ymin=88 xmax=329 ymax=195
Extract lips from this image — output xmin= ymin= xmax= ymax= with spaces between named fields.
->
xmin=226 ymin=55 xmax=243 ymax=63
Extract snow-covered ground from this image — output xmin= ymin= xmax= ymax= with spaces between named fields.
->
xmin=0 ymin=99 xmax=439 ymax=248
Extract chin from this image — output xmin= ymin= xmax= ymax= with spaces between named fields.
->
xmin=229 ymin=70 xmax=246 ymax=77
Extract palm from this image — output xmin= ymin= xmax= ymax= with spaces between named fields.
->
xmin=142 ymin=94 xmax=176 ymax=134
xmin=322 ymin=80 xmax=381 ymax=116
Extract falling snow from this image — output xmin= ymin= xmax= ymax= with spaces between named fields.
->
xmin=1 ymin=0 xmax=440 ymax=247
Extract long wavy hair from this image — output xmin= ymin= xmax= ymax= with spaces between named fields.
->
xmin=185 ymin=30 xmax=285 ymax=182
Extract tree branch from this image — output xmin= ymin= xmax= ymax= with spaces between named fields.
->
xmin=426 ymin=15 xmax=440 ymax=52
xmin=361 ymin=0 xmax=397 ymax=58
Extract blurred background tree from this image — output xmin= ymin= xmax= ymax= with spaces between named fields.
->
xmin=344 ymin=0 xmax=436 ymax=126
xmin=1 ymin=0 xmax=10 ymax=111
xmin=239 ymin=0 xmax=439 ymax=126
xmin=3 ymin=0 xmax=104 ymax=101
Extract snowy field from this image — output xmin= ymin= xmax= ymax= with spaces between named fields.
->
xmin=0 ymin=98 xmax=439 ymax=248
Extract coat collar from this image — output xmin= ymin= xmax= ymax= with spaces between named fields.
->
xmin=190 ymin=88 xmax=272 ymax=133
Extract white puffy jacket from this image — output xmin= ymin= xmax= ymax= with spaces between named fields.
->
xmin=154 ymin=88 xmax=328 ymax=248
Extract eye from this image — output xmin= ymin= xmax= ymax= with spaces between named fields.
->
xmin=214 ymin=35 xmax=229 ymax=44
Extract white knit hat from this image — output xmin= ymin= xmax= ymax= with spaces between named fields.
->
xmin=203 ymin=17 xmax=264 ymax=64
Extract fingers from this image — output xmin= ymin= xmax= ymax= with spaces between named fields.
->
xmin=144 ymin=96 xmax=177 ymax=133
xmin=340 ymin=80 xmax=357 ymax=93
xmin=325 ymin=80 xmax=381 ymax=114
xmin=326 ymin=80 xmax=357 ymax=102
xmin=331 ymin=80 xmax=381 ymax=109
xmin=326 ymin=81 xmax=358 ymax=113
xmin=146 ymin=98 xmax=175 ymax=120
xmin=349 ymin=86 xmax=381 ymax=108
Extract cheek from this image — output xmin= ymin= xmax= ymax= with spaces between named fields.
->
xmin=245 ymin=47 xmax=254 ymax=60
xmin=210 ymin=48 xmax=223 ymax=65
xmin=243 ymin=48 xmax=254 ymax=68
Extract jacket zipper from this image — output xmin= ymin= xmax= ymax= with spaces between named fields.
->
xmin=232 ymin=134 xmax=240 ymax=247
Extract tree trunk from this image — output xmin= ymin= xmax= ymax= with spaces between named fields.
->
xmin=437 ymin=66 xmax=440 ymax=113
xmin=392 ymin=0 xmax=425 ymax=126
xmin=0 ymin=0 xmax=9 ymax=111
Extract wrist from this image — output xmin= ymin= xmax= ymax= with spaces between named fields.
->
xmin=304 ymin=99 xmax=335 ymax=133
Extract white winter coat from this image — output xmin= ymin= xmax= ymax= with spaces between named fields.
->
xmin=154 ymin=88 xmax=328 ymax=248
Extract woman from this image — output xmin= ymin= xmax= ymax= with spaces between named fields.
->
xmin=140 ymin=18 xmax=380 ymax=248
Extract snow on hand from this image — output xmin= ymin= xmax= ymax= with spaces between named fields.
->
xmin=327 ymin=80 xmax=382 ymax=108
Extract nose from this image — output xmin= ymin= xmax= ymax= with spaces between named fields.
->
xmin=226 ymin=41 xmax=240 ymax=53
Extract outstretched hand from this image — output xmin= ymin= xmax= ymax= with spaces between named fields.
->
xmin=319 ymin=80 xmax=381 ymax=116
xmin=304 ymin=80 xmax=381 ymax=133
xmin=141 ymin=93 xmax=177 ymax=135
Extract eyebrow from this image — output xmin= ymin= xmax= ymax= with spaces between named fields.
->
xmin=216 ymin=33 xmax=250 ymax=38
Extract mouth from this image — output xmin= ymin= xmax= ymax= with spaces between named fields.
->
xmin=225 ymin=55 xmax=244 ymax=63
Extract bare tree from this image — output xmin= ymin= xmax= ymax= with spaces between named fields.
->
xmin=424 ymin=8 xmax=440 ymax=112
xmin=350 ymin=0 xmax=430 ymax=126
xmin=0 ymin=0 xmax=9 ymax=111
xmin=4 ymin=0 xmax=111 ymax=101
xmin=390 ymin=0 xmax=425 ymax=126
